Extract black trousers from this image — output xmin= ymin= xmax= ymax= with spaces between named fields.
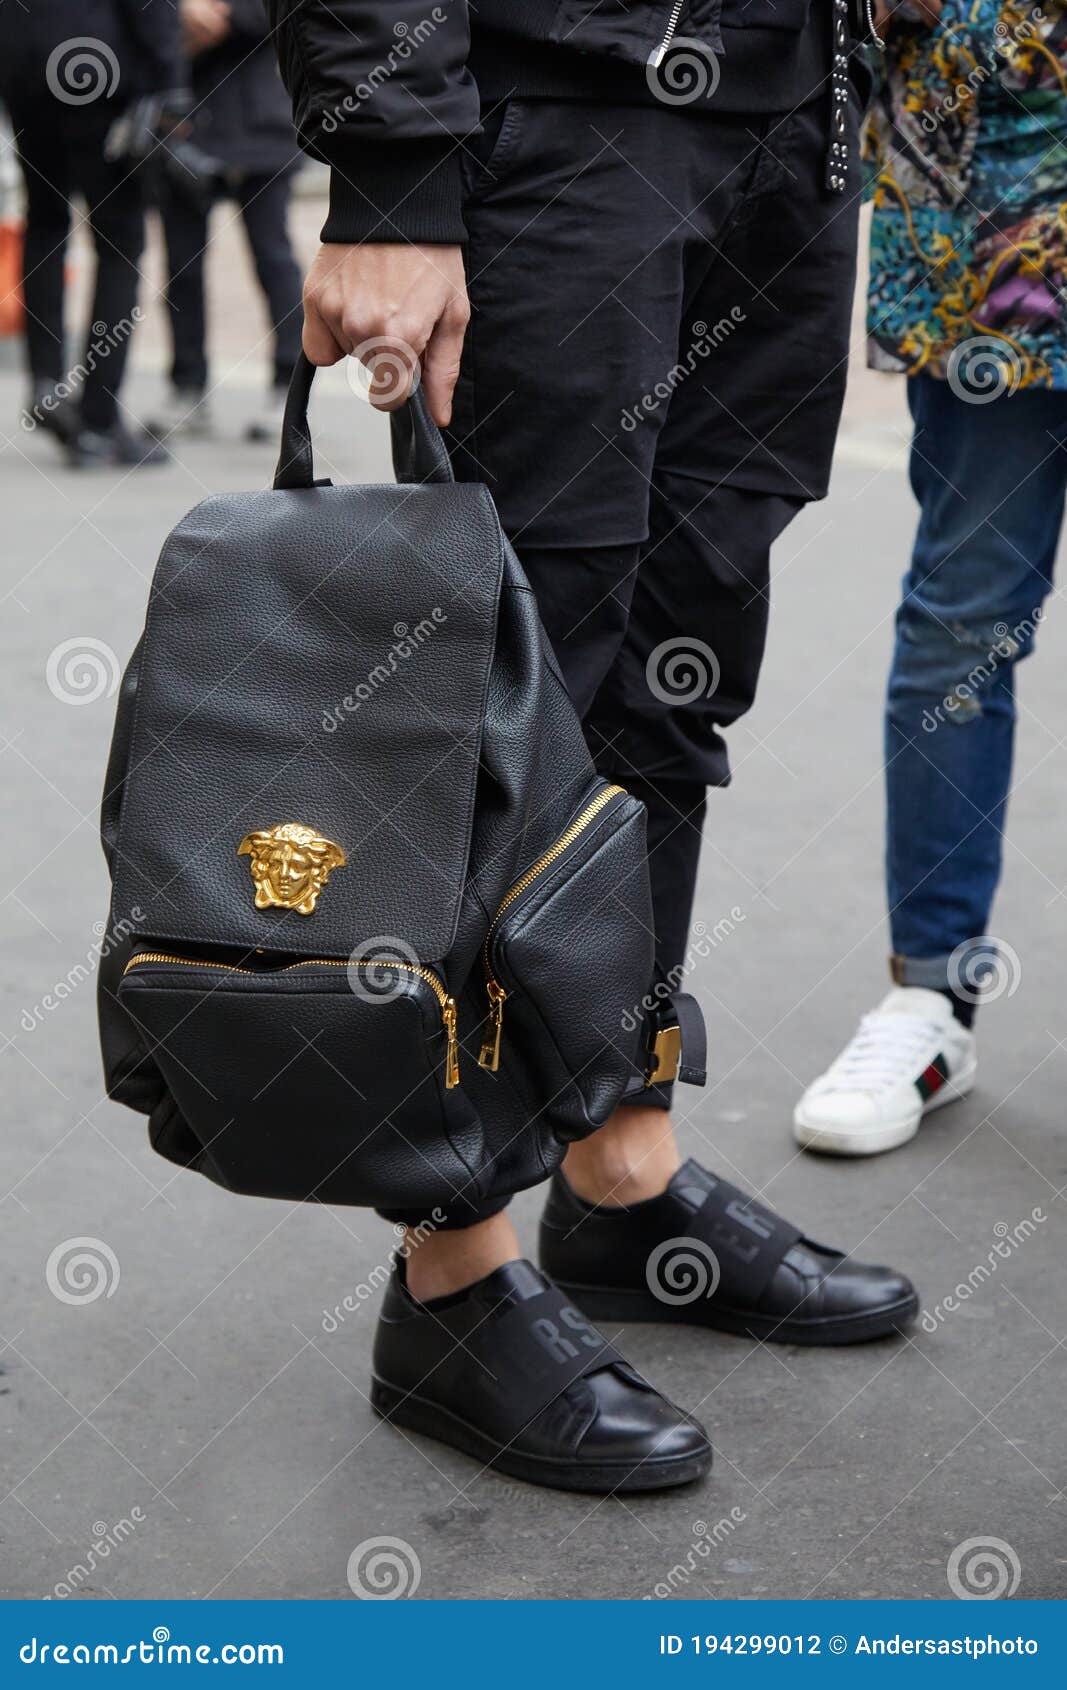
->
xmin=8 ymin=100 xmax=145 ymax=430
xmin=158 ymin=171 xmax=304 ymax=391
xmin=386 ymin=90 xmax=859 ymax=1230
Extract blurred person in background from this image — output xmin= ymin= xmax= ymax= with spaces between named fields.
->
xmin=795 ymin=0 xmax=1067 ymax=1157
xmin=0 ymin=0 xmax=181 ymax=465
xmin=152 ymin=0 xmax=303 ymax=442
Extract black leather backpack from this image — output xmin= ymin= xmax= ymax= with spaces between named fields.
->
xmin=98 ymin=358 xmax=705 ymax=1218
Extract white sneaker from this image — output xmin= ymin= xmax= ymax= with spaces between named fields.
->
xmin=793 ymin=987 xmax=977 ymax=1157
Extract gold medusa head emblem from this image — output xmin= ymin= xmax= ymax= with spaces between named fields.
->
xmin=237 ymin=822 xmax=346 ymax=915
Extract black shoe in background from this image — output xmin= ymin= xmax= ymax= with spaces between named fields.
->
xmin=25 ymin=388 xmax=84 ymax=451
xmin=67 ymin=422 xmax=170 ymax=468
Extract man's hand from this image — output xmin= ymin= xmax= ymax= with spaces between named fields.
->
xmin=301 ymin=243 xmax=470 ymax=426
xmin=182 ymin=0 xmax=231 ymax=56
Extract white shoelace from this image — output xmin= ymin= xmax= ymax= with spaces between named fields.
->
xmin=823 ymin=1012 xmax=942 ymax=1095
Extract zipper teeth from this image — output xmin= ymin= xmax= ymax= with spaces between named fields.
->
xmin=655 ymin=0 xmax=686 ymax=60
xmin=124 ymin=952 xmax=450 ymax=1010
xmin=482 ymin=784 xmax=625 ymax=978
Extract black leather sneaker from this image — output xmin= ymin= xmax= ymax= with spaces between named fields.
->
xmin=540 ymin=1159 xmax=919 ymax=1345
xmin=370 ymin=1257 xmax=711 ymax=1492
xmin=69 ymin=422 xmax=169 ymax=468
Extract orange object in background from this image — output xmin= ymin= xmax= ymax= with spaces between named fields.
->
xmin=0 ymin=219 xmax=25 ymax=336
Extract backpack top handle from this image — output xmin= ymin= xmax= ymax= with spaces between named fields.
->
xmin=273 ymin=350 xmax=454 ymax=491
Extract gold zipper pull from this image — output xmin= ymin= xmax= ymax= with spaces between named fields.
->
xmin=478 ymin=979 xmax=507 ymax=1072
xmin=442 ymin=997 xmax=460 ymax=1089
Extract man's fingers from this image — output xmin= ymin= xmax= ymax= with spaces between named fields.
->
xmin=420 ymin=302 xmax=470 ymax=428
xmin=302 ymin=306 xmax=345 ymax=367
xmin=298 ymin=243 xmax=468 ymax=414
xmin=352 ymin=334 xmax=423 ymax=410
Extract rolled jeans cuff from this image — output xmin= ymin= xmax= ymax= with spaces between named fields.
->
xmin=890 ymin=942 xmax=998 ymax=994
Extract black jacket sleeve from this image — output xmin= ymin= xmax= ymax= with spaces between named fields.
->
xmin=265 ymin=0 xmax=479 ymax=243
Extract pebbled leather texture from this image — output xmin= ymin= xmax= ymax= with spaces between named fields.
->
xmin=109 ymin=481 xmax=503 ymax=964
xmin=122 ymin=961 xmax=488 ymax=1212
xmin=483 ymin=787 xmax=654 ymax=1141
xmin=98 ymin=361 xmax=667 ymax=1209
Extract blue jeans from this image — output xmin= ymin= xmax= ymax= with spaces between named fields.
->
xmin=886 ymin=374 xmax=1067 ymax=988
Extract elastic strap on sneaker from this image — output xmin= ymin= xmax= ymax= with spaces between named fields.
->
xmin=465 ymin=1286 xmax=626 ymax=1434
xmin=687 ymin=1173 xmax=804 ymax=1305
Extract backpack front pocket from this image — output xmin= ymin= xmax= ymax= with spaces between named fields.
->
xmin=119 ymin=950 xmax=485 ymax=1212
xmin=477 ymin=784 xmax=654 ymax=1142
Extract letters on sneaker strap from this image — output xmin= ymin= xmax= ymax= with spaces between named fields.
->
xmin=466 ymin=1285 xmax=626 ymax=1433
xmin=686 ymin=1171 xmax=804 ymax=1305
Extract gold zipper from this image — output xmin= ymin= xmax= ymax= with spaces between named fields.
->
xmin=478 ymin=784 xmax=625 ymax=1071
xmin=123 ymin=952 xmax=460 ymax=1087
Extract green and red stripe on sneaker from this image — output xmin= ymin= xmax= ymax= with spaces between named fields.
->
xmin=915 ymin=1052 xmax=951 ymax=1102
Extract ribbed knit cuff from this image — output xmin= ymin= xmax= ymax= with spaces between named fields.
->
xmin=319 ymin=140 xmax=466 ymax=244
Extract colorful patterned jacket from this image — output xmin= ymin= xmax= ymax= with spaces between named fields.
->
xmin=865 ymin=1 xmax=1067 ymax=390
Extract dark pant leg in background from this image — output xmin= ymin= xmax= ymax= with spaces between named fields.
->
xmin=73 ymin=117 xmax=147 ymax=430
xmin=11 ymin=98 xmax=148 ymax=428
xmin=234 ymin=171 xmax=304 ymax=388
xmin=8 ymin=104 xmax=71 ymax=394
xmin=8 ymin=96 xmax=150 ymax=432
xmin=158 ymin=184 xmax=211 ymax=393
xmin=11 ymin=101 xmax=146 ymax=428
